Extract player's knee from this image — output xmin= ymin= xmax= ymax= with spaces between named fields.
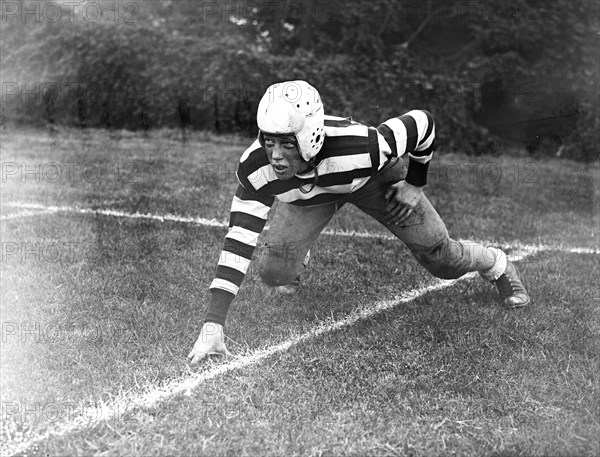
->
xmin=417 ymin=237 xmax=463 ymax=280
xmin=420 ymin=257 xmax=458 ymax=279
xmin=423 ymin=262 xmax=459 ymax=280
xmin=258 ymin=256 xmax=298 ymax=286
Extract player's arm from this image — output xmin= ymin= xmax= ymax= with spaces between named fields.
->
xmin=376 ymin=110 xmax=436 ymax=225
xmin=377 ymin=109 xmax=435 ymax=186
xmin=188 ymin=184 xmax=274 ymax=364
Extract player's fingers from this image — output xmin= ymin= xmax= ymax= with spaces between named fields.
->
xmin=384 ymin=185 xmax=395 ymax=201
xmin=389 ymin=207 xmax=411 ymax=225
xmin=384 ymin=191 xmax=397 ymax=209
xmin=383 ymin=203 xmax=404 ymax=222
xmin=213 ymin=344 xmax=231 ymax=357
xmin=188 ymin=350 xmax=207 ymax=365
xmin=385 ymin=200 xmax=397 ymax=214
xmin=395 ymin=208 xmax=413 ymax=225
xmin=384 ymin=197 xmax=403 ymax=215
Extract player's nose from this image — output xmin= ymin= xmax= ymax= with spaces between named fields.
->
xmin=271 ymin=144 xmax=284 ymax=160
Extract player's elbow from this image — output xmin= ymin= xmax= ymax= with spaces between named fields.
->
xmin=420 ymin=109 xmax=435 ymax=133
xmin=412 ymin=109 xmax=435 ymax=149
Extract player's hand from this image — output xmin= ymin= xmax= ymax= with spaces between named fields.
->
xmin=384 ymin=180 xmax=423 ymax=226
xmin=187 ymin=322 xmax=230 ymax=365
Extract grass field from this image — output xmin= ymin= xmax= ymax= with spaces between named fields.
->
xmin=1 ymin=126 xmax=599 ymax=457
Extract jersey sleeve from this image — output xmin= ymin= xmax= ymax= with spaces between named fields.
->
xmin=204 ymin=182 xmax=275 ymax=326
xmin=376 ymin=110 xmax=435 ymax=186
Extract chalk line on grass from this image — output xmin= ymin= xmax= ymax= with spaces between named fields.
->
xmin=3 ymin=201 xmax=599 ymax=254
xmin=1 ymin=201 xmax=227 ymax=227
xmin=0 ymin=208 xmax=58 ymax=221
xmin=1 ymin=201 xmax=389 ymax=240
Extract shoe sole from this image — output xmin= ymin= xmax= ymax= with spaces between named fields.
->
xmin=506 ymin=297 xmax=531 ymax=309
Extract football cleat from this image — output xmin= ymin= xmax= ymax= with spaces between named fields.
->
xmin=493 ymin=261 xmax=531 ymax=308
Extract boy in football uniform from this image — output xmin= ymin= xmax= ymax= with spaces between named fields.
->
xmin=188 ymin=80 xmax=530 ymax=364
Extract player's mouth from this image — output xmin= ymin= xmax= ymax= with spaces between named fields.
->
xmin=272 ymin=164 xmax=288 ymax=173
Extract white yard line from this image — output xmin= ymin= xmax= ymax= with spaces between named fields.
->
xmin=2 ymin=201 xmax=599 ymax=254
xmin=2 ymin=201 xmax=386 ymax=239
xmin=0 ymin=208 xmax=58 ymax=220
xmin=1 ymin=201 xmax=226 ymax=227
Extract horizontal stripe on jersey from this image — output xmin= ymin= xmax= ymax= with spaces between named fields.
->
xmin=218 ymin=250 xmax=251 ymax=274
xmin=279 ymin=190 xmax=352 ymax=206
xmin=209 ymin=278 xmax=240 ymax=295
xmin=229 ymin=211 xmax=267 ymax=233
xmin=313 ymin=168 xmax=374 ymax=188
xmin=223 ymin=236 xmax=255 ymax=261
xmin=324 ymin=116 xmax=354 ymax=128
xmin=214 ymin=264 xmax=246 ymax=286
xmin=232 ymin=192 xmax=271 ymax=218
xmin=224 ymin=225 xmax=261 ymax=249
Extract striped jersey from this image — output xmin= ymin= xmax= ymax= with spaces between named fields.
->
xmin=206 ymin=110 xmax=436 ymax=325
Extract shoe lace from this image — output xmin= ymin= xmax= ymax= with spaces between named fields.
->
xmin=496 ymin=275 xmax=514 ymax=297
xmin=496 ymin=269 xmax=524 ymax=297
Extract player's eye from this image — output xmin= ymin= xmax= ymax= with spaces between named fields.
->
xmin=282 ymin=141 xmax=296 ymax=149
xmin=264 ymin=139 xmax=275 ymax=147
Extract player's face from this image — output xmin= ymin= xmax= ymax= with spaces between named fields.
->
xmin=263 ymin=134 xmax=308 ymax=180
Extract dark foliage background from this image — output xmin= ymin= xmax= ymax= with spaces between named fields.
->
xmin=1 ymin=0 xmax=598 ymax=160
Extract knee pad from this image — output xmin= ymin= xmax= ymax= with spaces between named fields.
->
xmin=257 ymin=249 xmax=300 ymax=286
xmin=259 ymin=263 xmax=299 ymax=286
xmin=417 ymin=237 xmax=462 ymax=280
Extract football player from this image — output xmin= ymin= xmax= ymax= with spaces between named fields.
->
xmin=188 ymin=80 xmax=530 ymax=364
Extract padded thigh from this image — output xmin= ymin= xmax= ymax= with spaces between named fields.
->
xmin=255 ymin=200 xmax=339 ymax=285
xmin=346 ymin=158 xmax=448 ymax=250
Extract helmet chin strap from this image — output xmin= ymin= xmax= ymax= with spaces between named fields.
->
xmin=298 ymin=157 xmax=319 ymax=194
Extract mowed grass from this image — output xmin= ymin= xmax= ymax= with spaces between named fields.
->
xmin=1 ymin=126 xmax=599 ymax=456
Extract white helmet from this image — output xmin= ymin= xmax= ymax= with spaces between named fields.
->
xmin=257 ymin=80 xmax=325 ymax=161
